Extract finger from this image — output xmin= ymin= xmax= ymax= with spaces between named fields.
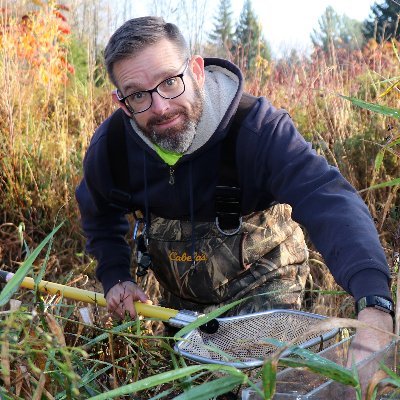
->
xmin=123 ymin=297 xmax=137 ymax=319
xmin=116 ymin=290 xmax=138 ymax=319
xmin=110 ymin=301 xmax=124 ymax=318
xmin=108 ymin=296 xmax=129 ymax=320
xmin=108 ymin=304 xmax=124 ymax=320
xmin=136 ymin=291 xmax=150 ymax=303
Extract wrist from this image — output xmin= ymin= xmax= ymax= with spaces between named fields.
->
xmin=355 ymin=295 xmax=394 ymax=318
xmin=357 ymin=307 xmax=394 ymax=332
xmin=103 ymin=277 xmax=136 ymax=297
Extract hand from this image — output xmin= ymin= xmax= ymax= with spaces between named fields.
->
xmin=105 ymin=281 xmax=151 ymax=320
xmin=348 ymin=308 xmax=393 ymax=364
xmin=346 ymin=308 xmax=393 ymax=398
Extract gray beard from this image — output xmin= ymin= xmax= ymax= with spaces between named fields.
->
xmin=150 ymin=119 xmax=197 ymax=153
xmin=136 ymin=81 xmax=204 ymax=153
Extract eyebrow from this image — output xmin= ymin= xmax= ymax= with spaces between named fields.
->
xmin=124 ymin=66 xmax=182 ymax=94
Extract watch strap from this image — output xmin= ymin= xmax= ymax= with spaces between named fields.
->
xmin=356 ymin=295 xmax=395 ymax=317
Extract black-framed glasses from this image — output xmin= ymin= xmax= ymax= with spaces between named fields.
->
xmin=116 ymin=59 xmax=190 ymax=115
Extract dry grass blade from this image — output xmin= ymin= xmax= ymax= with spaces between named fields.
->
xmin=32 ymin=373 xmax=47 ymax=400
xmin=1 ymin=339 xmax=11 ymax=389
xmin=9 ymin=299 xmax=22 ymax=311
xmin=378 ymin=78 xmax=400 ymax=98
xmin=14 ymin=365 xmax=32 ymax=397
xmin=15 ymin=365 xmax=24 ymax=396
xmin=31 ymin=371 xmax=55 ymax=400
xmin=299 ymin=317 xmax=398 ymax=340
xmin=365 ymin=369 xmax=388 ymax=400
xmin=108 ymin=332 xmax=118 ymax=390
xmin=45 ymin=312 xmax=66 ymax=347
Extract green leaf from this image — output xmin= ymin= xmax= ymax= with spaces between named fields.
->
xmin=374 ymin=150 xmax=385 ymax=172
xmin=378 ymin=78 xmax=400 ymax=98
xmin=386 ymin=135 xmax=400 ymax=147
xmin=83 ymin=320 xmax=137 ymax=349
xmin=378 ymin=377 xmax=400 ymax=389
xmin=368 ymin=177 xmax=400 ymax=190
xmin=339 ymin=94 xmax=400 ymax=119
xmin=56 ymin=365 xmax=112 ymax=399
xmin=174 ymin=375 xmax=246 ymax=400
xmin=262 ymin=359 xmax=277 ymax=399
xmin=350 ymin=361 xmax=362 ymax=400
xmin=0 ymin=222 xmax=63 ymax=307
xmin=173 ymin=297 xmax=246 ymax=338
xmin=86 ymin=364 xmax=243 ymax=400
xmin=17 ymin=222 xmax=30 ymax=256
xmin=279 ymin=357 xmax=357 ymax=387
xmin=266 ymin=339 xmax=358 ymax=387
xmin=380 ymin=364 xmax=400 ymax=385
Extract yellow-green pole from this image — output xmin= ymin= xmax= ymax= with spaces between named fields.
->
xmin=2 ymin=272 xmax=178 ymax=321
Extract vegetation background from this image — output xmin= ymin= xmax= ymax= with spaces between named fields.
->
xmin=0 ymin=0 xmax=399 ymax=398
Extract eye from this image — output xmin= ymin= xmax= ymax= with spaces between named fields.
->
xmin=133 ymin=92 xmax=144 ymax=99
xmin=130 ymin=91 xmax=146 ymax=103
xmin=165 ymin=77 xmax=177 ymax=87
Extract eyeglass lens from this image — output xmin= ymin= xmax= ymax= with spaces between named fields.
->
xmin=126 ymin=76 xmax=185 ymax=113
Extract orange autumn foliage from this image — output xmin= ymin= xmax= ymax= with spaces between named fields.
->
xmin=0 ymin=2 xmax=74 ymax=86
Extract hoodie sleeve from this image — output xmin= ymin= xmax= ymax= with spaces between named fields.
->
xmin=242 ymin=104 xmax=392 ymax=301
xmin=75 ymin=123 xmax=135 ymax=296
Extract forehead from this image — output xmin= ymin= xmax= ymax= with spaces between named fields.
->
xmin=113 ymin=39 xmax=185 ymax=93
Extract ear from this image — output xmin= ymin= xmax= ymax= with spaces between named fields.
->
xmin=190 ymin=55 xmax=205 ymax=88
xmin=112 ymin=90 xmax=133 ymax=117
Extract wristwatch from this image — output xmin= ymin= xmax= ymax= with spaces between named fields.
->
xmin=356 ymin=295 xmax=395 ymax=317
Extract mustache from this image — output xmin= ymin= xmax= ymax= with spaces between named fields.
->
xmin=147 ymin=110 xmax=187 ymax=127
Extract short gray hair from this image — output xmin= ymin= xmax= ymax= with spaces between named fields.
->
xmin=104 ymin=16 xmax=190 ymax=87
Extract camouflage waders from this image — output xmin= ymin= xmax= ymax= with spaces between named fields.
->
xmin=147 ymin=203 xmax=309 ymax=316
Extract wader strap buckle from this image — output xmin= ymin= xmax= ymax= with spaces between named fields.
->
xmin=215 ymin=186 xmax=242 ymax=236
xmin=133 ymin=219 xmax=152 ymax=277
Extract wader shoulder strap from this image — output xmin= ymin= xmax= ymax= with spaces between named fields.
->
xmin=215 ymin=93 xmax=258 ymax=234
xmin=107 ymin=108 xmax=132 ymax=209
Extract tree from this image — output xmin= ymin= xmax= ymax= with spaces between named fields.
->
xmin=340 ymin=15 xmax=365 ymax=50
xmin=208 ymin=0 xmax=235 ymax=55
xmin=363 ymin=0 xmax=400 ymax=42
xmin=146 ymin=0 xmax=207 ymax=54
xmin=232 ymin=0 xmax=270 ymax=74
xmin=311 ymin=6 xmax=364 ymax=55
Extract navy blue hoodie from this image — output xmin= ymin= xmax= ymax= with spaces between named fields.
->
xmin=75 ymin=58 xmax=391 ymax=301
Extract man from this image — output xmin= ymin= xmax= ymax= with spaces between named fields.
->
xmin=76 ymin=17 xmax=393 ymax=366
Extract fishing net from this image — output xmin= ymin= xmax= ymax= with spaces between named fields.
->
xmin=175 ymin=310 xmax=339 ymax=368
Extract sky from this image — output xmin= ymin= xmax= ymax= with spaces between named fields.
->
xmin=129 ymin=0 xmax=380 ymax=57
xmin=248 ymin=0 xmax=376 ymax=56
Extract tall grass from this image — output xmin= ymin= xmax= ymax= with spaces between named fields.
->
xmin=0 ymin=2 xmax=399 ymax=399
xmin=0 ymin=1 xmax=113 ymax=280
xmin=252 ymin=40 xmax=400 ymax=317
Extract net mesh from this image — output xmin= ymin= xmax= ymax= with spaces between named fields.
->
xmin=176 ymin=310 xmax=338 ymax=367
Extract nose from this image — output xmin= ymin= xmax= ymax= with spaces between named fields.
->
xmin=150 ymin=92 xmax=169 ymax=115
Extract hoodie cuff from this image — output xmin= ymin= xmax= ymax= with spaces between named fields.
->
xmin=348 ymin=269 xmax=392 ymax=302
xmin=96 ymin=263 xmax=136 ymax=297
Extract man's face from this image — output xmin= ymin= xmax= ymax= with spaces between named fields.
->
xmin=112 ymin=39 xmax=205 ymax=153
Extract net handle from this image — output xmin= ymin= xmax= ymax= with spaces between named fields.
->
xmin=0 ymin=270 xmax=178 ymax=321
